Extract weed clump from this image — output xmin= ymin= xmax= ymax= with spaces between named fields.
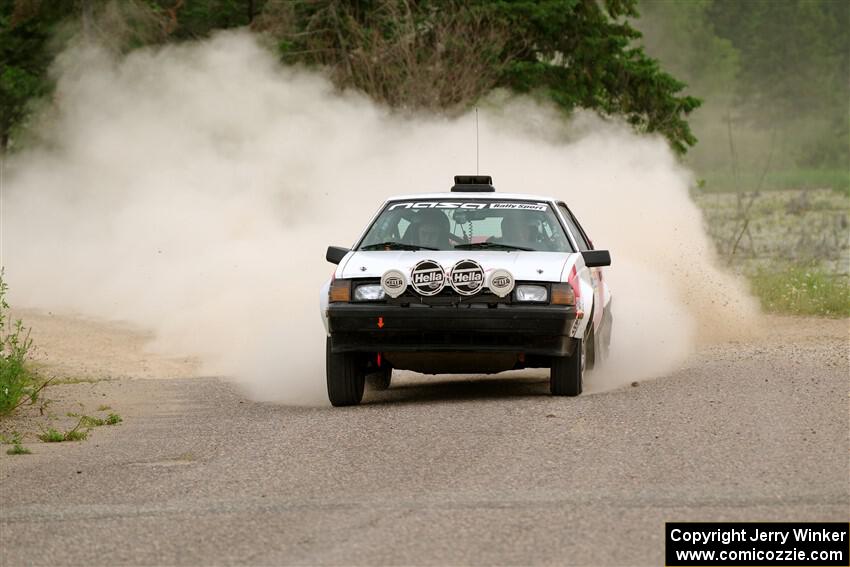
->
xmin=77 ymin=414 xmax=105 ymax=427
xmin=0 ymin=271 xmax=44 ymax=416
xmin=68 ymin=411 xmax=123 ymax=427
xmin=38 ymin=427 xmax=89 ymax=442
xmin=2 ymin=432 xmax=31 ymax=454
xmin=38 ymin=428 xmax=64 ymax=442
xmin=38 ymin=415 xmax=91 ymax=442
xmin=63 ymin=429 xmax=88 ymax=441
xmin=40 ymin=411 xmax=123 ymax=444
xmin=6 ymin=443 xmax=31 ymax=455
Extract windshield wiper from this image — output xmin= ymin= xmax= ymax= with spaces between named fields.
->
xmin=361 ymin=241 xmax=439 ymax=251
xmin=453 ymin=242 xmax=534 ymax=251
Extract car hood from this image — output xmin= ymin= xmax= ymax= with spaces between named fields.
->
xmin=340 ymin=250 xmax=572 ymax=282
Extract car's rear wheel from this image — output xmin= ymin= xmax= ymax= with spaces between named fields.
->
xmin=550 ymin=337 xmax=584 ymax=396
xmin=366 ymin=366 xmax=392 ymax=391
xmin=326 ymin=338 xmax=365 ymax=406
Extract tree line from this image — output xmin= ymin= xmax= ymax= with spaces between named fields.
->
xmin=638 ymin=0 xmax=847 ymax=177
xmin=1 ymin=0 xmax=847 ymax=173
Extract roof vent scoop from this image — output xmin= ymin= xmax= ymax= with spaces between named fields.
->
xmin=451 ymin=175 xmax=495 ymax=192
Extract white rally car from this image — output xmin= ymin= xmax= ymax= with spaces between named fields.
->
xmin=320 ymin=176 xmax=611 ymax=406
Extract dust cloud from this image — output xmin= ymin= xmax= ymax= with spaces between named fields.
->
xmin=1 ymin=32 xmax=758 ymax=404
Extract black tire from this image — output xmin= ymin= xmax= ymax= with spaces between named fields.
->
xmin=366 ymin=366 xmax=392 ymax=391
xmin=550 ymin=338 xmax=584 ymax=396
xmin=326 ymin=338 xmax=365 ymax=406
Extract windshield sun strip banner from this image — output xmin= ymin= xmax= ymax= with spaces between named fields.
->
xmin=387 ymin=201 xmax=548 ymax=211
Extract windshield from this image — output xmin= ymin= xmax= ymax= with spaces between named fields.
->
xmin=358 ymin=199 xmax=573 ymax=252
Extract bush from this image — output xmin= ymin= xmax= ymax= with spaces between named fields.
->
xmin=0 ymin=270 xmax=39 ymax=416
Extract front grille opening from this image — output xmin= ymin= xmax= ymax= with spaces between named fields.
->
xmin=335 ymin=331 xmax=564 ymax=350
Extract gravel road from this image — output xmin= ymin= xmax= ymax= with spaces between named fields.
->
xmin=1 ymin=315 xmax=847 ymax=566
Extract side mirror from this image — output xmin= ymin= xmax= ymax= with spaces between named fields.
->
xmin=582 ymin=250 xmax=611 ymax=268
xmin=326 ymin=246 xmax=349 ymax=265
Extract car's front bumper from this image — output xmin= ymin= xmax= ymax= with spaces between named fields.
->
xmin=327 ymin=303 xmax=577 ymax=356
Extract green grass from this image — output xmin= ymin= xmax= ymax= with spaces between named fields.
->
xmin=701 ymin=168 xmax=849 ymax=195
xmin=749 ymin=265 xmax=850 ymax=317
xmin=105 ymin=413 xmax=123 ymax=425
xmin=6 ymin=443 xmax=31 ymax=455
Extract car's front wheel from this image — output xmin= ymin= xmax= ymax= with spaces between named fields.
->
xmin=326 ymin=338 xmax=365 ymax=406
xmin=550 ymin=337 xmax=584 ymax=396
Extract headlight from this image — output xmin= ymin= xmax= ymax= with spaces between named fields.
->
xmin=514 ymin=285 xmax=548 ymax=302
xmin=354 ymin=284 xmax=386 ymax=301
